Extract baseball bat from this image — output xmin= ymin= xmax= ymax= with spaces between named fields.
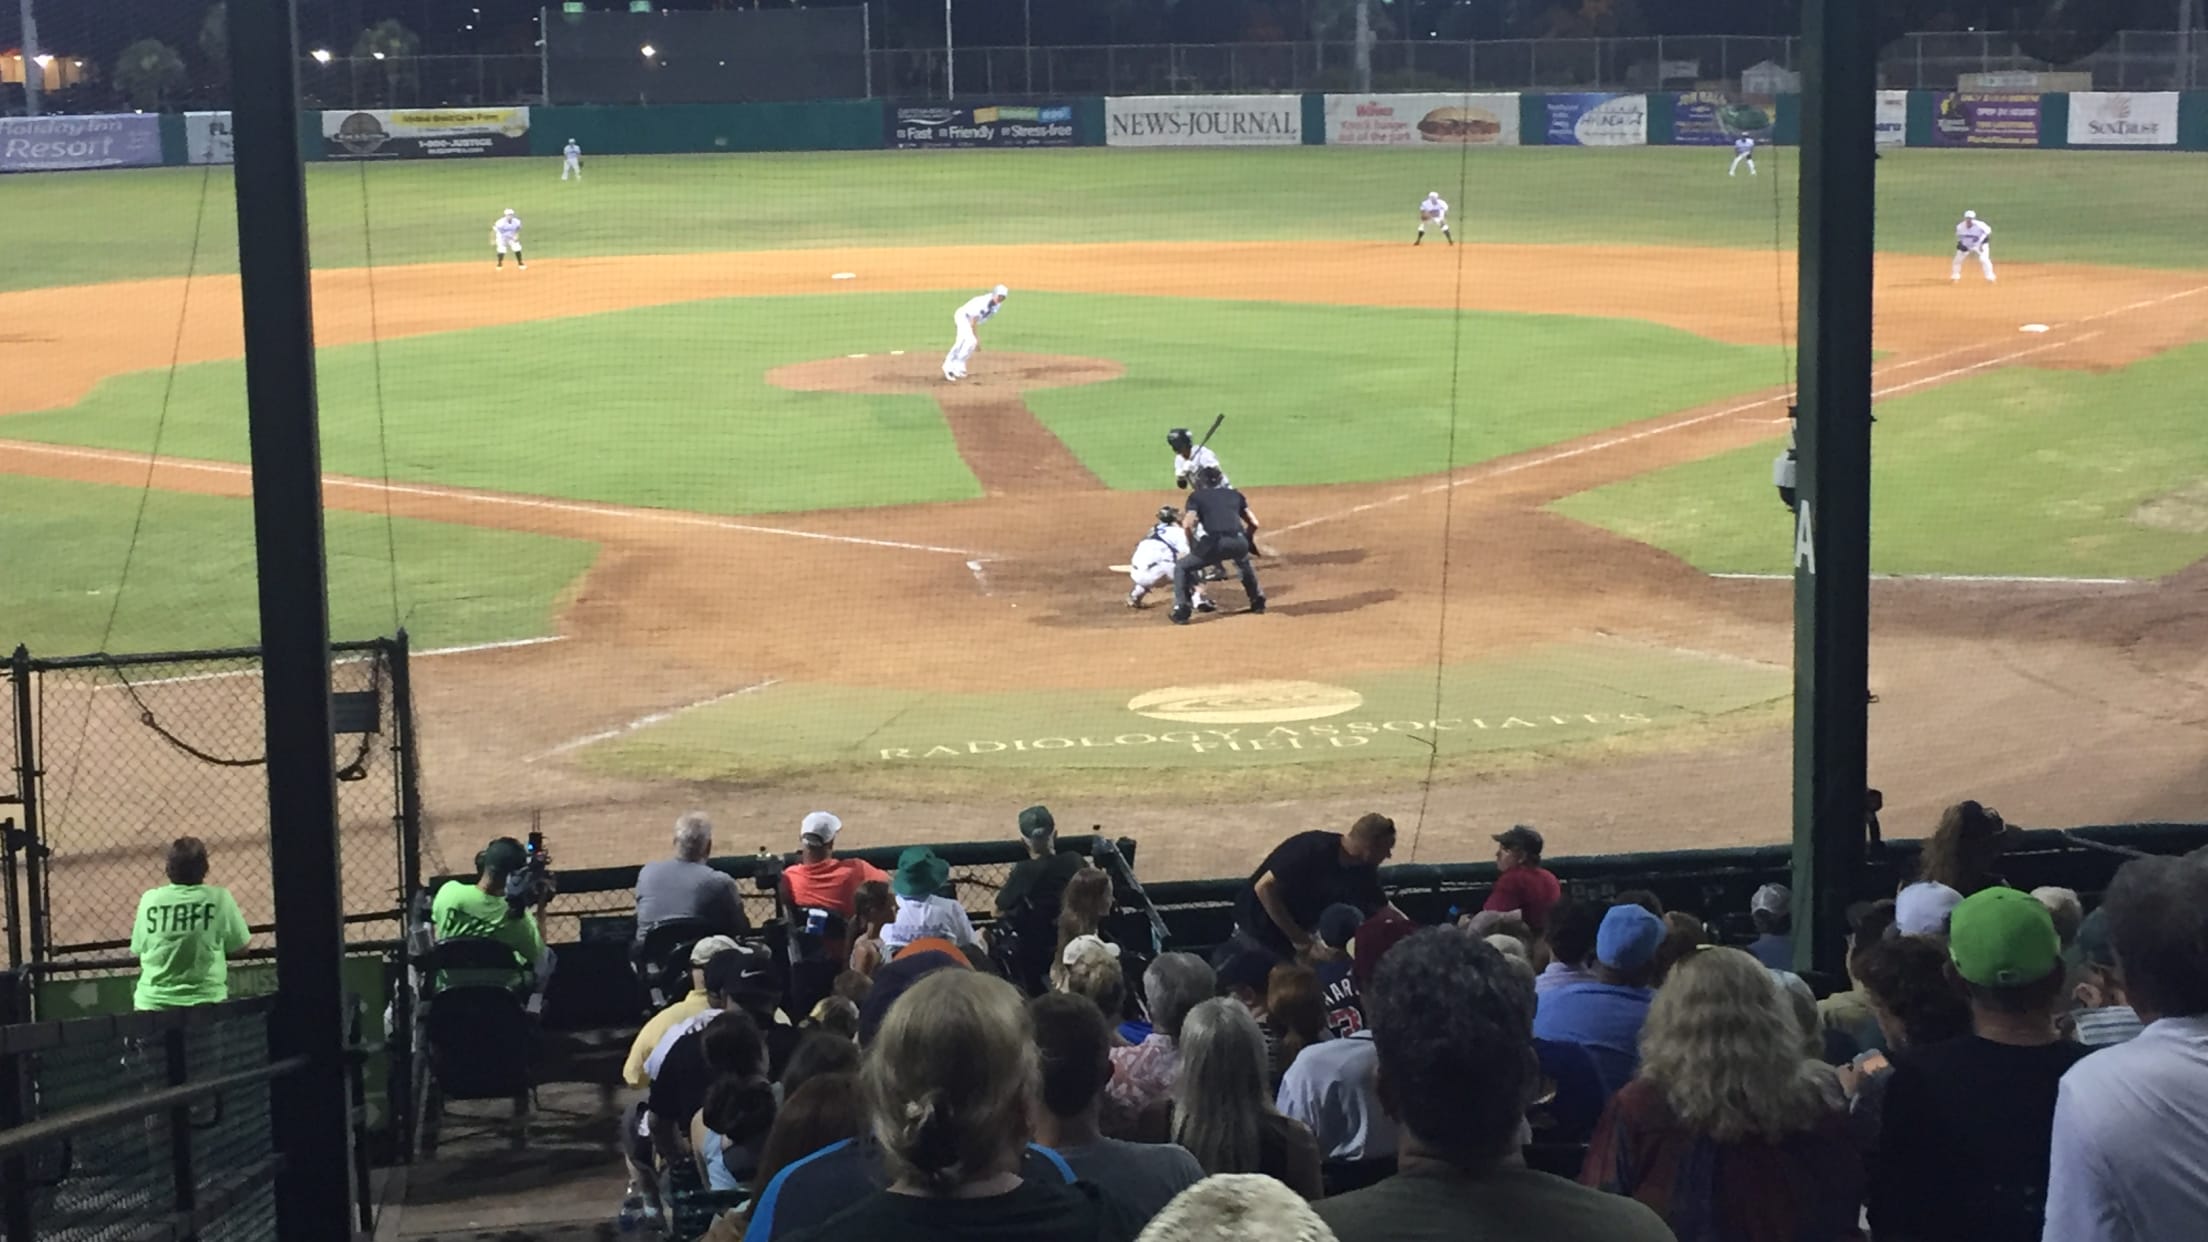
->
xmin=1192 ymin=412 xmax=1225 ymax=457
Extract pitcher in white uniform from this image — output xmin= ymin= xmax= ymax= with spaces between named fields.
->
xmin=492 ymin=209 xmax=524 ymax=269
xmin=560 ymin=140 xmax=582 ymax=181
xmin=942 ymin=285 xmax=1007 ymax=381
xmin=1729 ymin=135 xmax=1757 ymax=176
xmin=1128 ymin=507 xmax=1211 ymax=611
xmin=1952 ymin=210 xmax=1995 ymax=283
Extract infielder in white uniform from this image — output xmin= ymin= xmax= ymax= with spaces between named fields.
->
xmin=560 ymin=140 xmax=582 ymax=181
xmin=1128 ymin=506 xmax=1211 ymax=611
xmin=492 ymin=209 xmax=525 ymax=269
xmin=1415 ymin=191 xmax=1452 ymax=245
xmin=1952 ymin=210 xmax=1995 ymax=283
xmin=1729 ymin=135 xmax=1757 ymax=177
xmin=942 ymin=285 xmax=1007 ymax=381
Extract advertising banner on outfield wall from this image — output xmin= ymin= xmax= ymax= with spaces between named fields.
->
xmin=0 ymin=114 xmax=163 ymax=173
xmin=186 ymin=112 xmax=235 ymax=165
xmin=1542 ymin=93 xmax=1647 ymax=146
xmin=1322 ymin=94 xmax=1520 ymax=146
xmin=1104 ymin=95 xmax=1301 ymax=146
xmin=321 ymin=108 xmax=531 ymax=159
xmin=1875 ymin=91 xmax=1908 ymax=149
xmin=889 ymin=103 xmax=1077 ymax=149
xmin=1670 ymin=91 xmax=1775 ymax=145
xmin=1929 ymin=92 xmax=2040 ymax=147
xmin=2067 ymin=92 xmax=2179 ymax=146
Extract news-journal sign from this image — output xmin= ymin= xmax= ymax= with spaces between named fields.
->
xmin=1929 ymin=92 xmax=2040 ymax=147
xmin=1670 ymin=92 xmax=1774 ymax=145
xmin=2067 ymin=92 xmax=2178 ymax=146
xmin=0 ymin=114 xmax=162 ymax=173
xmin=1105 ymin=95 xmax=1301 ymax=147
xmin=1874 ymin=90 xmax=1908 ymax=149
xmin=321 ymin=108 xmax=531 ymax=159
xmin=1322 ymin=94 xmax=1520 ymax=147
xmin=1542 ymin=94 xmax=1647 ymax=146
xmin=890 ymin=104 xmax=1076 ymax=149
xmin=186 ymin=112 xmax=234 ymax=165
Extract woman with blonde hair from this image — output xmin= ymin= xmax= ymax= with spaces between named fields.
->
xmin=1170 ymin=998 xmax=1323 ymax=1200
xmin=846 ymin=880 xmax=894 ymax=977
xmin=1049 ymin=867 xmax=1117 ymax=987
xmin=1581 ymin=947 xmax=1861 ymax=1241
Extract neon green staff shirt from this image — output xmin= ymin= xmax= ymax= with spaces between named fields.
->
xmin=130 ymin=883 xmax=251 ymax=1010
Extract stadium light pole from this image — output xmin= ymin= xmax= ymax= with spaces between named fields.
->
xmin=17 ymin=0 xmax=41 ymax=117
xmin=945 ymin=0 xmax=955 ymax=99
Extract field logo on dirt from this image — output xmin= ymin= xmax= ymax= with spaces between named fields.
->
xmin=1127 ymin=681 xmax=1364 ymax=725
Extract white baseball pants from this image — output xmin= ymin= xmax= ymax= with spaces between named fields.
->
xmin=943 ymin=315 xmax=979 ymax=375
xmin=1951 ymin=244 xmax=1995 ymax=281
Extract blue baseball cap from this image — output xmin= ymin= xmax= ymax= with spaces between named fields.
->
xmin=1596 ymin=903 xmax=1667 ymax=971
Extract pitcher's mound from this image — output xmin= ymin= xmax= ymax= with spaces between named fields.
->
xmin=768 ymin=352 xmax=1125 ymax=394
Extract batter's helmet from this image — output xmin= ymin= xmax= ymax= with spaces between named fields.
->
xmin=1166 ymin=428 xmax=1193 ymax=453
xmin=1156 ymin=505 xmax=1179 ymax=524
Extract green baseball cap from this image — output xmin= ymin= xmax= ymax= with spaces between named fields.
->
xmin=1949 ymin=886 xmax=2061 ymax=987
xmin=1018 ymin=805 xmax=1056 ymax=841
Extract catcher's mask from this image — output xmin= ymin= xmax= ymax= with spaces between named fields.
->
xmin=1155 ymin=505 xmax=1179 ymax=524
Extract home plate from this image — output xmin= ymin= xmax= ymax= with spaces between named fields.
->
xmin=2021 ymin=323 xmax=2050 ymax=333
xmin=831 ymin=272 xmax=856 ymax=280
xmin=1109 ymin=564 xmax=1135 ymax=574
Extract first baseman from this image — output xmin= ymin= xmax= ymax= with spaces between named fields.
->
xmin=942 ymin=285 xmax=1007 ymax=381
xmin=560 ymin=139 xmax=582 ymax=181
xmin=492 ymin=208 xmax=524 ymax=269
xmin=1128 ymin=506 xmax=1211 ymax=612
xmin=1729 ymin=135 xmax=1757 ymax=177
xmin=1952 ymin=210 xmax=1994 ymax=282
xmin=1415 ymin=191 xmax=1452 ymax=245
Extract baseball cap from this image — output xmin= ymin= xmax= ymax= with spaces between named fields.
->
xmin=1595 ymin=904 xmax=1666 ymax=971
xmin=799 ymin=811 xmax=842 ymax=847
xmin=703 ymin=942 xmax=775 ymax=1001
xmin=993 ymin=284 xmax=1009 ymax=298
xmin=858 ymin=949 xmax=966 ymax=1046
xmin=1018 ymin=805 xmax=1056 ymax=841
xmin=1493 ymin=825 xmax=1544 ymax=857
xmin=476 ymin=837 xmax=527 ymax=875
xmin=1752 ymin=883 xmax=1792 ymax=917
xmin=1316 ymin=903 xmax=1366 ymax=950
xmin=897 ymin=936 xmax=972 ymax=964
xmin=1949 ymin=886 xmax=2061 ymax=987
xmin=1895 ymin=881 xmax=1965 ymax=936
xmin=687 ymin=934 xmax=740 ymax=966
xmin=1352 ymin=910 xmax=1419 ymax=990
xmin=1062 ymin=933 xmax=1121 ymax=969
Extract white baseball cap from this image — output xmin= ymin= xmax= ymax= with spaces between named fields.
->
xmin=1752 ymin=883 xmax=1791 ymax=917
xmin=688 ymin=934 xmax=740 ymax=966
xmin=800 ymin=811 xmax=842 ymax=846
xmin=1895 ymin=881 xmax=1964 ymax=936
xmin=993 ymin=284 xmax=1009 ymax=298
xmin=1061 ymin=933 xmax=1121 ymax=969
xmin=1963 ymin=210 xmax=1977 ymax=220
xmin=503 ymin=207 xmax=516 ymax=215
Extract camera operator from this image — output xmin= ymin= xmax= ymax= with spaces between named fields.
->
xmin=432 ymin=835 xmax=556 ymax=998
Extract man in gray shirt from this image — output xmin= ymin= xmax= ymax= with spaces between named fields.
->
xmin=634 ymin=812 xmax=747 ymax=936
xmin=1030 ymin=992 xmax=1203 ymax=1233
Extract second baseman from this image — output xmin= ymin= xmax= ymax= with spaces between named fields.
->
xmin=942 ymin=285 xmax=1007 ymax=381
xmin=1952 ymin=210 xmax=1995 ymax=283
xmin=1415 ymin=191 xmax=1452 ymax=245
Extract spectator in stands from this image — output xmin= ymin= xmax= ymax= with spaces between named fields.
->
xmin=692 ymin=1047 xmax=778 ymax=1192
xmin=1265 ymin=963 xmax=1327 ymax=1082
xmin=131 ymin=836 xmax=252 ymax=1010
xmin=2067 ymin=908 xmax=2144 ymax=1048
xmin=1894 ymin=880 xmax=1964 ymax=937
xmin=1837 ymin=931 xmax=1973 ymax=1151
xmin=1649 ymin=911 xmax=1706 ymax=985
xmin=1613 ymin=890 xmax=1665 ymax=917
xmin=747 ymin=1072 xmax=863 ymax=1211
xmin=781 ymin=811 xmax=887 ymax=920
xmin=1234 ymin=814 xmax=1398 ymax=962
xmin=651 ymin=1008 xmax=765 ymax=1166
xmin=2044 ymin=851 xmax=2208 ymax=1241
xmin=878 ymin=846 xmax=979 ymax=953
xmin=2031 ymin=885 xmax=2083 ymax=950
xmin=1276 ymin=916 xmax=1417 ymax=1164
xmin=779 ymin=1030 xmax=861 ymax=1101
xmin=781 ymin=970 xmax=1122 ymax=1241
xmin=1533 ymin=902 xmax=1666 ymax=1096
xmin=1059 ymin=934 xmax=1132 ymax=1042
xmin=623 ymin=934 xmax=739 ymax=1087
xmin=1172 ymin=997 xmax=1324 ymax=1199
xmin=1313 ymin=904 xmax=1366 ymax=1036
xmin=846 ymin=881 xmax=894 ymax=977
xmin=430 ymin=836 xmax=549 ymax=993
xmin=1031 ymin=993 xmax=1206 ymax=1230
xmin=1817 ymin=899 xmax=1897 ymax=1058
xmin=803 ymin=996 xmax=859 ymax=1040
xmin=1581 ymin=947 xmax=1861 ymax=1240
xmin=1535 ymin=899 xmax=1604 ymax=996
xmin=636 ymin=812 xmax=747 ymax=938
xmin=1138 ymin=1174 xmax=1338 ymax=1242
xmin=1915 ymin=799 xmax=2019 ymax=896
xmin=1746 ymin=883 xmax=1794 ymax=969
xmin=1049 ymin=868 xmax=1117 ymax=990
xmin=856 ymin=946 xmax=971 ymax=1047
xmin=1215 ymin=945 xmax=1277 ymax=1038
xmin=1107 ymin=953 xmax=1215 ymax=1133
xmin=1314 ymin=929 xmax=1671 ymax=1242
xmin=1870 ymin=886 xmax=2084 ymax=1242
xmin=1483 ymin=825 xmax=1562 ymax=932
xmin=996 ymin=806 xmax=1095 ymax=993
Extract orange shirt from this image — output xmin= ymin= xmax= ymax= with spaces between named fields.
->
xmin=784 ymin=856 xmax=889 ymax=918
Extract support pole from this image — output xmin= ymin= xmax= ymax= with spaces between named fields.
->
xmin=1791 ymin=0 xmax=1876 ymax=978
xmin=945 ymin=0 xmax=955 ymax=99
xmin=15 ymin=0 xmax=40 ymax=117
xmin=226 ymin=0 xmax=354 ymax=1236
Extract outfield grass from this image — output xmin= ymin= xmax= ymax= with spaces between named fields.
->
xmin=5 ymin=293 xmax=1777 ymax=509
xmin=1550 ymin=342 xmax=2208 ymax=579
xmin=0 ymin=476 xmax=596 ymax=652
xmin=4 ymin=147 xmax=2202 ymax=291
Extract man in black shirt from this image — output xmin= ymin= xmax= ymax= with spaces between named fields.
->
xmin=1234 ymin=814 xmax=1397 ymax=960
xmin=1170 ymin=465 xmax=1264 ymax=625
xmin=995 ymin=805 xmax=1090 ymax=992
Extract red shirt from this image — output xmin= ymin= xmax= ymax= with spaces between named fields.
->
xmin=782 ymin=856 xmax=888 ymax=918
xmin=1484 ymin=865 xmax=1561 ymax=931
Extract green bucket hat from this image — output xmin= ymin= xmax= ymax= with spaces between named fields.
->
xmin=1949 ymin=886 xmax=2061 ymax=987
xmin=893 ymin=846 xmax=950 ymax=899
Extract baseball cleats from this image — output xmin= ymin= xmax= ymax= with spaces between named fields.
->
xmin=1169 ymin=608 xmax=1191 ymax=625
xmin=1196 ymin=598 xmax=1217 ymax=614
xmin=1126 ymin=589 xmax=1144 ymax=609
xmin=1249 ymin=596 xmax=1267 ymax=614
xmin=942 ymin=369 xmax=960 ymax=382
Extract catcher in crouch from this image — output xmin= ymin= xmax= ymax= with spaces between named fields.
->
xmin=1169 ymin=466 xmax=1265 ymax=625
xmin=1128 ymin=506 xmax=1212 ymax=612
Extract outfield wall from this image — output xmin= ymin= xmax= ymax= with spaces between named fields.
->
xmin=8 ymin=91 xmax=2208 ymax=172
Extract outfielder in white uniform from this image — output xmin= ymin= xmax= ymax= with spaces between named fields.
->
xmin=492 ymin=209 xmax=524 ymax=269
xmin=1415 ymin=191 xmax=1452 ymax=245
xmin=560 ymin=140 xmax=582 ymax=181
xmin=942 ymin=285 xmax=1007 ymax=381
xmin=1729 ymin=136 xmax=1757 ymax=177
xmin=1128 ymin=507 xmax=1211 ymax=611
xmin=1952 ymin=210 xmax=1994 ymax=283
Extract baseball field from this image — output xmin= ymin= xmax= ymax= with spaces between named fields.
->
xmin=5 ymin=144 xmax=2207 ymax=891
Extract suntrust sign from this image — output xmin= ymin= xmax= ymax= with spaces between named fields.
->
xmin=1105 ymin=95 xmax=1303 ymax=146
xmin=2066 ymin=92 xmax=2178 ymax=146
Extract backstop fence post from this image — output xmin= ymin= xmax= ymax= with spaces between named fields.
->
xmin=8 ymin=646 xmax=45 ymax=976
xmin=386 ymin=632 xmax=422 ymax=1160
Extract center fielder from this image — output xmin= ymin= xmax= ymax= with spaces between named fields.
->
xmin=1415 ymin=191 xmax=1453 ymax=245
xmin=1729 ymin=135 xmax=1757 ymax=177
xmin=1952 ymin=210 xmax=1995 ymax=283
xmin=560 ymin=139 xmax=582 ymax=181
xmin=492 ymin=209 xmax=525 ymax=269
xmin=1128 ymin=506 xmax=1212 ymax=612
xmin=942 ymin=285 xmax=1008 ymax=382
